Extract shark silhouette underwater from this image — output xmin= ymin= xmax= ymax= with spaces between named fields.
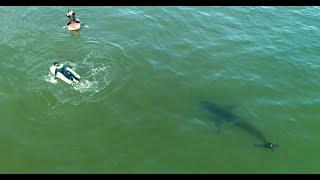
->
xmin=200 ymin=101 xmax=278 ymax=150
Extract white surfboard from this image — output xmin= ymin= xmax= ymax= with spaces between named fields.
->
xmin=50 ymin=65 xmax=80 ymax=84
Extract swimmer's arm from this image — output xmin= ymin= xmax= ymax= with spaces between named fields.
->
xmin=75 ymin=18 xmax=88 ymax=27
xmin=76 ymin=19 xmax=85 ymax=25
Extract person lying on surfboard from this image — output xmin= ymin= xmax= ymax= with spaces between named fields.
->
xmin=52 ymin=62 xmax=81 ymax=83
xmin=66 ymin=10 xmax=81 ymax=31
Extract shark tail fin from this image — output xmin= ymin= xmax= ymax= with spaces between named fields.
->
xmin=253 ymin=143 xmax=279 ymax=150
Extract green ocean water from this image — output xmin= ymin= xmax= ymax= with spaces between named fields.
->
xmin=0 ymin=6 xmax=319 ymax=173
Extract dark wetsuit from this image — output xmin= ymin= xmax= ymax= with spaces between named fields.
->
xmin=55 ymin=64 xmax=80 ymax=82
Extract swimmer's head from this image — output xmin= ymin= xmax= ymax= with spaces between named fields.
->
xmin=53 ymin=62 xmax=60 ymax=67
xmin=66 ymin=10 xmax=75 ymax=18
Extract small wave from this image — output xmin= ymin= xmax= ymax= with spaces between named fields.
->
xmin=72 ymin=80 xmax=95 ymax=93
xmin=85 ymin=40 xmax=99 ymax=44
xmin=80 ymin=65 xmax=112 ymax=93
xmin=43 ymin=73 xmax=58 ymax=84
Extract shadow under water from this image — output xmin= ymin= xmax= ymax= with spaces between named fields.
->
xmin=200 ymin=100 xmax=279 ymax=150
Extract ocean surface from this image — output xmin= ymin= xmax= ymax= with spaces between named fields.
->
xmin=0 ymin=6 xmax=319 ymax=173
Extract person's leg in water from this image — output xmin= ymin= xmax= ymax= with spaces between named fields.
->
xmin=60 ymin=65 xmax=80 ymax=82
xmin=71 ymin=73 xmax=80 ymax=82
xmin=65 ymin=71 xmax=80 ymax=82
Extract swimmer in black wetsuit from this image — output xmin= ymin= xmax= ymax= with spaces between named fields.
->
xmin=53 ymin=62 xmax=80 ymax=82
xmin=66 ymin=10 xmax=80 ymax=26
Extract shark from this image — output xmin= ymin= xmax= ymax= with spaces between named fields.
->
xmin=200 ymin=101 xmax=278 ymax=150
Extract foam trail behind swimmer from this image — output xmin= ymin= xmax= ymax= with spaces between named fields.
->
xmin=72 ymin=80 xmax=94 ymax=92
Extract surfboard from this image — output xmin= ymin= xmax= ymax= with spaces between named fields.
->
xmin=67 ymin=22 xmax=81 ymax=31
xmin=50 ymin=65 xmax=80 ymax=84
xmin=66 ymin=67 xmax=80 ymax=80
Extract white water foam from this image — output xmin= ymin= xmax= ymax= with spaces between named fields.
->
xmin=43 ymin=73 xmax=57 ymax=84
